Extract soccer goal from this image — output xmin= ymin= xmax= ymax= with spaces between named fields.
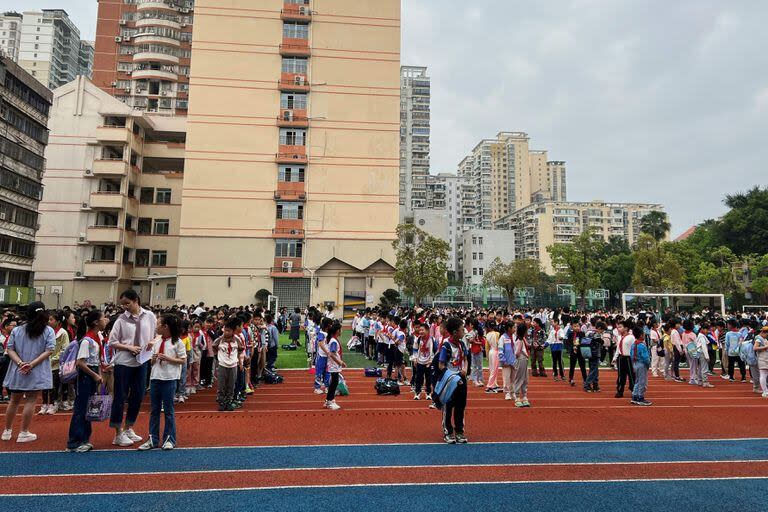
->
xmin=432 ymin=300 xmax=473 ymax=309
xmin=621 ymin=293 xmax=725 ymax=317
xmin=743 ymin=305 xmax=768 ymax=313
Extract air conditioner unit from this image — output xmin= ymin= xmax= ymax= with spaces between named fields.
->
xmin=75 ymin=271 xmax=83 ymax=277
xmin=110 ymin=81 xmax=117 ymax=87
xmin=299 ymin=6 xmax=309 ymax=15
xmin=282 ymin=261 xmax=293 ymax=272
xmin=78 ymin=234 xmax=86 ymax=242
xmin=181 ymin=23 xmax=187 ymax=27
xmin=81 ymin=202 xmax=89 ymax=209
xmin=124 ymin=36 xmax=131 ymax=42
xmin=283 ymin=110 xmax=293 ymax=121
xmin=125 ymin=87 xmax=131 ymax=92
xmin=181 ymin=8 xmax=190 ymax=14
xmin=119 ymin=20 xmax=127 ymax=25
xmin=84 ymin=169 xmax=93 ymax=176
xmin=115 ymin=36 xmax=122 ymax=43
xmin=294 ymin=76 xmax=305 ymax=86
xmin=274 ymin=192 xmax=281 ymax=199
xmin=0 ymin=212 xmax=6 ymax=221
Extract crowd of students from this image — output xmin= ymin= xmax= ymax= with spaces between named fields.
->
xmin=1 ymin=294 xmax=767 ymax=447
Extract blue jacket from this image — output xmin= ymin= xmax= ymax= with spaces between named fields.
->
xmin=630 ymin=341 xmax=650 ymax=367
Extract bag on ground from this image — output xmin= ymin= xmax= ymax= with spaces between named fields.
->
xmin=263 ymin=369 xmax=284 ymax=384
xmin=85 ymin=386 xmax=113 ymax=422
xmin=364 ymin=367 xmax=382 ymax=377
xmin=281 ymin=344 xmax=297 ymax=351
xmin=374 ymin=377 xmax=400 ymax=395
xmin=336 ymin=376 xmax=349 ymax=396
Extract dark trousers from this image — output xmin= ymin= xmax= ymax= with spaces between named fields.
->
xmin=585 ymin=357 xmax=600 ymax=389
xmin=385 ymin=345 xmax=396 ymax=378
xmin=149 ymin=379 xmax=176 ymax=445
xmin=110 ymin=363 xmax=148 ymax=429
xmin=66 ymin=368 xmax=97 ymax=449
xmin=326 ymin=372 xmax=340 ymax=401
xmin=249 ymin=355 xmax=260 ymax=385
xmin=616 ymin=356 xmax=635 ymax=395
xmin=235 ymin=367 xmax=246 ymax=396
xmin=568 ymin=349 xmax=587 ymax=382
xmin=673 ymin=347 xmax=683 ymax=378
xmin=414 ymin=363 xmax=431 ymax=394
xmin=530 ymin=347 xmax=545 ymax=375
xmin=200 ymin=354 xmax=214 ymax=386
xmin=442 ymin=376 xmax=467 ymax=435
xmin=0 ymin=355 xmax=10 ymax=394
xmin=551 ymin=350 xmax=564 ymax=378
xmin=266 ymin=346 xmax=278 ymax=370
xmin=707 ymin=347 xmax=717 ymax=372
xmin=728 ymin=356 xmax=746 ymax=380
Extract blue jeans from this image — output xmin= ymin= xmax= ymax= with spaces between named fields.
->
xmin=149 ymin=379 xmax=176 ymax=446
xmin=66 ymin=368 xmax=97 ymax=449
xmin=585 ymin=357 xmax=600 ymax=389
xmin=314 ymin=356 xmax=330 ymax=389
xmin=110 ymin=363 xmax=148 ymax=429
xmin=177 ymin=358 xmax=188 ymax=395
xmin=632 ymin=362 xmax=649 ymax=399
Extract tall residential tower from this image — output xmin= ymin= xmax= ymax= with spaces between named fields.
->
xmin=399 ymin=65 xmax=430 ymax=220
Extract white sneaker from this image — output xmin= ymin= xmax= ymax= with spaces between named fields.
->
xmin=37 ymin=405 xmax=48 ymax=415
xmin=413 ymin=394 xmax=420 ymax=400
xmin=16 ymin=431 xmax=37 ymax=443
xmin=137 ymin=439 xmax=154 ymax=451
xmin=313 ymin=388 xmax=324 ymax=395
xmin=762 ymin=392 xmax=768 ymax=398
xmin=1 ymin=429 xmax=12 ymax=441
xmin=162 ymin=439 xmax=175 ymax=450
xmin=113 ymin=432 xmax=134 ymax=447
xmin=48 ymin=404 xmax=58 ymax=415
xmin=327 ymin=401 xmax=341 ymax=410
xmin=124 ymin=428 xmax=142 ymax=442
xmin=504 ymin=393 xmax=512 ymax=401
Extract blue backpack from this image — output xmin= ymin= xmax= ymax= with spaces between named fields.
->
xmin=432 ymin=369 xmax=462 ymax=409
xmin=740 ymin=341 xmax=757 ymax=366
xmin=58 ymin=340 xmax=81 ymax=383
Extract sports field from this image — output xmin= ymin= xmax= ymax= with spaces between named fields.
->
xmin=1 ymin=368 xmax=766 ymax=511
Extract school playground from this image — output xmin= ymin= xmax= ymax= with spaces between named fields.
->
xmin=1 ymin=369 xmax=767 ymax=511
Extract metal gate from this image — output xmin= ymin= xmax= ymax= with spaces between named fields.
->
xmin=273 ymin=278 xmax=311 ymax=310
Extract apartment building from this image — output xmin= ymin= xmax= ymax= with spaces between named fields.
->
xmin=495 ymin=200 xmax=665 ymax=273
xmin=34 ymin=77 xmax=185 ymax=307
xmin=399 ymin=65 xmax=430 ymax=220
xmin=461 ymin=229 xmax=515 ymax=286
xmin=174 ymin=0 xmax=400 ymax=314
xmin=411 ymin=172 xmax=460 ymax=274
xmin=0 ymin=54 xmax=52 ymax=304
xmin=92 ymin=0 xmax=195 ymax=115
xmin=18 ymin=10 xmax=93 ymax=89
xmin=0 ymin=12 xmax=23 ymax=62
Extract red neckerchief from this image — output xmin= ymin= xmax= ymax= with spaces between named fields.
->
xmin=419 ymin=335 xmax=431 ymax=356
xmin=159 ymin=336 xmax=170 ymax=356
xmin=619 ymin=335 xmax=627 ymax=355
xmin=448 ymin=336 xmax=464 ymax=369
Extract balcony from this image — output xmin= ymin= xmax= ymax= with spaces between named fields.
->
xmin=281 ymin=2 xmax=311 ymax=22
xmin=279 ymin=41 xmax=311 ymax=57
xmin=272 ymin=227 xmax=305 ymax=239
xmin=95 ymin=126 xmax=130 ymax=144
xmin=132 ymin=34 xmax=180 ymax=47
xmin=132 ymin=68 xmax=178 ymax=81
xmin=276 ymin=147 xmax=308 ymax=164
xmin=91 ymin=159 xmax=129 ymax=177
xmin=89 ymin=192 xmax=125 ymax=209
xmin=273 ymin=190 xmax=306 ymax=201
xmin=278 ymin=73 xmax=309 ymax=93
xmin=133 ymin=51 xmax=179 ymax=65
xmin=136 ymin=1 xmax=180 ymax=13
xmin=276 ymin=109 xmax=309 ymax=128
xmin=87 ymin=226 xmax=122 ymax=244
xmin=135 ymin=17 xmax=181 ymax=30
xmin=270 ymin=260 xmax=304 ymax=278
xmin=83 ymin=261 xmax=120 ymax=278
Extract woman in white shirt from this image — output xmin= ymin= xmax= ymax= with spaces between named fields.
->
xmin=139 ymin=315 xmax=186 ymax=451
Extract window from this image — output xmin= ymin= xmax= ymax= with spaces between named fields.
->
xmin=275 ymin=240 xmax=303 ymax=258
xmin=281 ymin=57 xmax=308 ymax=74
xmin=472 ymin=252 xmax=477 ymax=260
xmin=155 ymin=188 xmax=171 ymax=204
xmin=276 ymin=202 xmax=303 ymax=220
xmin=280 ymin=93 xmax=307 ymax=110
xmin=283 ymin=22 xmax=309 ymax=39
xmin=140 ymin=187 xmax=154 ymax=204
xmin=479 ymin=252 xmax=483 ymax=260
xmin=153 ymin=219 xmax=169 ymax=235
xmin=278 ymin=165 xmax=305 ymax=182
xmin=478 ymin=236 xmax=483 ymax=245
xmin=472 ymin=268 xmax=477 ymax=276
xmin=91 ymin=245 xmax=116 ymax=262
xmin=151 ymin=250 xmax=167 ymax=266
xmin=279 ymin=129 xmax=306 ymax=146
xmin=166 ymin=283 xmax=176 ymax=300
xmin=135 ymin=218 xmax=151 ymax=234
xmin=479 ymin=268 xmax=484 ymax=276
xmin=135 ymin=249 xmax=150 ymax=267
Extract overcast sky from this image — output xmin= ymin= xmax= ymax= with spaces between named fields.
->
xmin=11 ymin=1 xmax=767 ymax=236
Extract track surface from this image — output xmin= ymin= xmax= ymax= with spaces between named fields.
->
xmin=2 ymin=368 xmax=767 ymax=510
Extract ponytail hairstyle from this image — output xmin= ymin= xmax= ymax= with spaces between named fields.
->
xmin=515 ymin=322 xmax=527 ymax=341
xmin=24 ymin=302 xmax=49 ymax=338
xmin=327 ymin=320 xmax=342 ymax=339
xmin=50 ymin=309 xmax=68 ymax=329
xmin=161 ymin=314 xmax=182 ymax=342
xmin=119 ymin=288 xmax=141 ymax=307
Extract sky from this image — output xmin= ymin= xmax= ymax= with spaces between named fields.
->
xmin=9 ymin=0 xmax=768 ymax=236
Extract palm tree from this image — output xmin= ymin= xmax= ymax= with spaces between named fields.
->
xmin=640 ymin=211 xmax=671 ymax=243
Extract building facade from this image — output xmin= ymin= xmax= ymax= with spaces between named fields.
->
xmin=174 ymin=0 xmax=400 ymax=315
xmin=461 ymin=229 xmax=515 ymax=286
xmin=18 ymin=10 xmax=93 ymax=90
xmin=0 ymin=54 xmax=52 ymax=303
xmin=0 ymin=12 xmax=23 ymax=62
xmin=495 ymin=200 xmax=665 ymax=273
xmin=399 ymin=65 xmax=430 ymax=220
xmin=92 ymin=0 xmax=195 ymax=115
xmin=34 ymin=77 xmax=185 ymax=308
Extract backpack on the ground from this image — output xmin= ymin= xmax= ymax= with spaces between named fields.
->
xmin=281 ymin=344 xmax=297 ymax=351
xmin=59 ymin=340 xmax=81 ymax=384
xmin=364 ymin=367 xmax=382 ymax=377
xmin=263 ymin=369 xmax=284 ymax=384
xmin=336 ymin=376 xmax=349 ymax=396
xmin=374 ymin=378 xmax=400 ymax=395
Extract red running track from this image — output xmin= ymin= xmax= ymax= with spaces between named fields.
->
xmin=1 ymin=369 xmax=766 ymax=452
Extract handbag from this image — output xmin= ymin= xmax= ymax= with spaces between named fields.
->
xmin=336 ymin=376 xmax=349 ymax=396
xmin=86 ymin=385 xmax=113 ymax=422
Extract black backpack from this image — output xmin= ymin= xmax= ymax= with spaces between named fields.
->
xmin=263 ymin=369 xmax=284 ymax=384
xmin=374 ymin=378 xmax=400 ymax=395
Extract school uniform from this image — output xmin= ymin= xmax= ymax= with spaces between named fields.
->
xmin=149 ymin=337 xmax=186 ymax=445
xmin=215 ymin=335 xmax=242 ymax=406
xmin=413 ymin=335 xmax=434 ymax=395
xmin=499 ymin=333 xmax=516 ymax=395
xmin=614 ymin=333 xmax=636 ymax=397
xmin=548 ymin=327 xmax=565 ymax=379
xmin=314 ymin=329 xmax=330 ymax=390
xmin=325 ymin=337 xmax=342 ymax=401
xmin=438 ymin=339 xmax=467 ymax=436
xmin=630 ymin=340 xmax=650 ymax=402
xmin=66 ymin=332 xmax=102 ymax=450
xmin=512 ymin=334 xmax=530 ymax=399
xmin=695 ymin=333 xmax=710 ymax=386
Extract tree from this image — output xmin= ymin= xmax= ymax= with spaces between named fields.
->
xmin=254 ymin=288 xmax=271 ymax=306
xmin=640 ymin=211 xmax=671 ymax=242
xmin=632 ymin=234 xmax=686 ymax=292
xmin=392 ymin=224 xmax=450 ymax=306
xmin=715 ymin=186 xmax=768 ymax=256
xmin=600 ymin=253 xmax=635 ymax=307
xmin=547 ymin=228 xmax=605 ymax=309
xmin=482 ymin=258 xmax=541 ymax=306
xmin=379 ymin=289 xmax=401 ymax=310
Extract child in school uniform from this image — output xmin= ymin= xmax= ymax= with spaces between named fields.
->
xmin=630 ymin=327 xmax=652 ymax=406
xmin=512 ymin=323 xmax=531 ymax=407
xmin=212 ymin=317 xmax=244 ymax=412
xmin=438 ymin=317 xmax=468 ymax=444
xmin=696 ymin=323 xmax=714 ymax=388
xmin=323 ymin=321 xmax=346 ymax=410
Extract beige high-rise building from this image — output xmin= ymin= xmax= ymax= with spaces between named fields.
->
xmin=34 ymin=77 xmax=186 ymax=308
xmin=175 ymin=0 xmax=400 ymax=313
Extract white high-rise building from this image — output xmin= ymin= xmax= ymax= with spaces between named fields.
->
xmin=0 ymin=12 xmax=23 ymax=61
xmin=399 ymin=66 xmax=430 ymax=220
xmin=18 ymin=10 xmax=93 ymax=89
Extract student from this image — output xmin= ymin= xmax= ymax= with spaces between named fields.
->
xmin=187 ymin=320 xmax=202 ymax=395
xmin=681 ymin=320 xmax=698 ymax=385
xmin=40 ymin=311 xmax=70 ymax=415
xmin=499 ymin=322 xmax=517 ymax=400
xmin=289 ymin=307 xmax=302 ymax=348
xmin=394 ymin=319 xmax=409 ymax=385
xmin=696 ymin=323 xmax=714 ymax=388
xmin=2 ymin=302 xmax=55 ymax=443
xmin=314 ymin=316 xmax=331 ymax=394
xmin=669 ymin=319 xmax=685 ymax=382
xmin=265 ymin=314 xmax=279 ymax=371
xmin=530 ymin=318 xmax=547 ymax=377
xmin=649 ymin=320 xmax=663 ymax=377
xmin=323 ymin=321 xmax=346 ymax=410
xmin=584 ymin=322 xmax=605 ymax=392
xmin=629 ymin=327 xmax=652 ymax=406
xmin=662 ymin=323 xmax=674 ymax=381
xmin=754 ymin=326 xmax=768 ymax=398
xmin=613 ymin=319 xmax=636 ymax=398
xmin=0 ymin=317 xmax=18 ymax=404
xmin=724 ymin=319 xmax=746 ymax=382
xmin=413 ymin=320 xmax=434 ymax=400
xmin=197 ymin=317 xmax=215 ymax=388
xmin=465 ymin=319 xmax=484 ymax=387
xmin=140 ymin=314 xmax=187 ymax=450
xmin=548 ymin=318 xmax=565 ymax=382
xmin=66 ymin=310 xmax=108 ymax=452
xmin=484 ymin=324 xmax=502 ymax=393
xmin=213 ymin=317 xmax=244 ymax=411
xmin=176 ymin=320 xmax=192 ymax=404
xmin=438 ymin=317 xmax=468 ymax=444
xmin=108 ymin=289 xmax=157 ymax=447
xmin=566 ymin=319 xmax=587 ymax=387
xmin=512 ymin=323 xmax=531 ymax=407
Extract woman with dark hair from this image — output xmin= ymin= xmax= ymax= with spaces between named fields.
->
xmin=2 ymin=302 xmax=56 ymax=443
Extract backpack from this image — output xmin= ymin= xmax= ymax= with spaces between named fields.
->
xmin=364 ymin=367 xmax=382 ymax=377
xmin=685 ymin=341 xmax=700 ymax=359
xmin=263 ymin=369 xmax=284 ymax=384
xmin=374 ymin=378 xmax=400 ymax=395
xmin=740 ymin=341 xmax=757 ymax=366
xmin=579 ymin=337 xmax=594 ymax=359
xmin=59 ymin=340 xmax=81 ymax=384
xmin=432 ymin=369 xmax=462 ymax=409
xmin=280 ymin=344 xmax=297 ymax=351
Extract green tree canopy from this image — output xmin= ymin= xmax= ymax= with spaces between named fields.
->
xmin=482 ymin=258 xmax=541 ymax=306
xmin=715 ymin=186 xmax=768 ymax=256
xmin=547 ymin=228 xmax=604 ymax=309
xmin=392 ymin=224 xmax=450 ymax=306
xmin=632 ymin=234 xmax=686 ymax=292
xmin=640 ymin=210 xmax=671 ymax=242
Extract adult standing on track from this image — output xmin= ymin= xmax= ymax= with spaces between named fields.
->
xmin=1 ymin=302 xmax=55 ymax=443
xmin=108 ymin=289 xmax=157 ymax=448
